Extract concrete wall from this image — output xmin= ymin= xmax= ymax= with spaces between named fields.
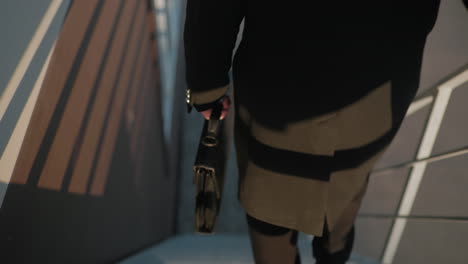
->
xmin=0 ymin=1 xmax=177 ymax=263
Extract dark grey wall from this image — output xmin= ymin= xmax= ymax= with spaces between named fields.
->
xmin=0 ymin=1 xmax=177 ymax=263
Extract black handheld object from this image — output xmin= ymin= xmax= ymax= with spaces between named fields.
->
xmin=193 ymin=98 xmax=228 ymax=234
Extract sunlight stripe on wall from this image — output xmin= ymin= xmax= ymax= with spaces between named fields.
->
xmin=0 ymin=0 xmax=62 ymax=122
xmin=0 ymin=43 xmax=55 ymax=203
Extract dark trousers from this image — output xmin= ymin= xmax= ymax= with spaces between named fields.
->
xmin=246 ymin=213 xmax=355 ymax=264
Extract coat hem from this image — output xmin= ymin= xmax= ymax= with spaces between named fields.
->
xmin=238 ymin=196 xmax=325 ymax=237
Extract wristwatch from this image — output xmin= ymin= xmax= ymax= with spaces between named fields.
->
xmin=186 ymin=88 xmax=193 ymax=113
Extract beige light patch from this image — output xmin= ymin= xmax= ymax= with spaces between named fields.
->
xmin=38 ymin=0 xmax=123 ymax=191
xmin=89 ymin=3 xmax=148 ymax=196
xmin=68 ymin=0 xmax=141 ymax=194
xmin=11 ymin=0 xmax=101 ymax=185
xmin=238 ymin=104 xmax=339 ymax=156
xmin=335 ymin=81 xmax=393 ymax=150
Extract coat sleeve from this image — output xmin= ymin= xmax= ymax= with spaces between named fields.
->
xmin=183 ymin=0 xmax=245 ymax=111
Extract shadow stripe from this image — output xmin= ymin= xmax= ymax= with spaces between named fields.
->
xmin=61 ymin=0 xmax=125 ymax=193
xmin=38 ymin=0 xmax=125 ymax=189
xmin=67 ymin=0 xmax=140 ymax=194
xmin=236 ymin=114 xmax=402 ymax=182
xmin=27 ymin=0 xmax=105 ymax=187
xmin=89 ymin=20 xmax=148 ymax=195
xmin=236 ymin=116 xmax=333 ymax=181
xmin=87 ymin=0 xmax=146 ymax=195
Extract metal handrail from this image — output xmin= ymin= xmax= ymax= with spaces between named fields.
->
xmin=373 ymin=145 xmax=468 ymax=175
xmin=381 ymin=63 xmax=468 ymax=264
xmin=375 ymin=64 xmax=468 ymax=173
xmin=413 ymin=61 xmax=468 ymax=102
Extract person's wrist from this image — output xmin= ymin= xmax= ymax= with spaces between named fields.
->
xmin=200 ymin=95 xmax=231 ymax=120
xmin=186 ymin=84 xmax=231 ymax=113
xmin=193 ymin=94 xmax=226 ymax=112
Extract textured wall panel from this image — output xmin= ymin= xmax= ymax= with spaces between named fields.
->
xmin=0 ymin=1 xmax=175 ymax=263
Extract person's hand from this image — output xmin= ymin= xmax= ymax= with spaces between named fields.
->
xmin=200 ymin=95 xmax=231 ymax=120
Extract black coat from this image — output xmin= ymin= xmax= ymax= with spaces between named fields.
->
xmin=183 ymin=1 xmax=442 ymax=235
xmin=184 ymin=0 xmax=441 ymax=177
xmin=184 ymin=1 xmax=440 ymax=122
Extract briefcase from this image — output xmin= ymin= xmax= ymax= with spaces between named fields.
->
xmin=193 ymin=100 xmax=227 ymax=234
